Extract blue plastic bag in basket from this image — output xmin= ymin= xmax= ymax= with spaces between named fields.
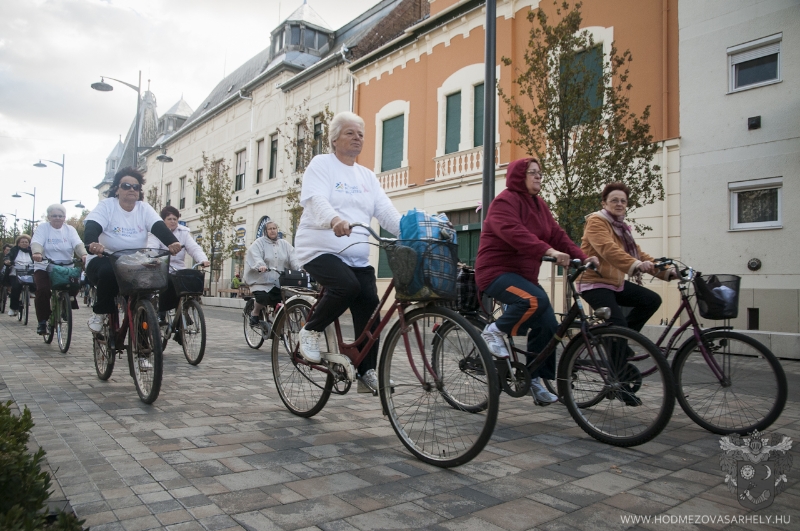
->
xmin=397 ymin=209 xmax=458 ymax=300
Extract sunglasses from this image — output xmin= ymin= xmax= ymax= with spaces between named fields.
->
xmin=119 ymin=182 xmax=142 ymax=191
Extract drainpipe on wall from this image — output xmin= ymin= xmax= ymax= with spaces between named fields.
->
xmin=340 ymin=45 xmax=355 ymax=112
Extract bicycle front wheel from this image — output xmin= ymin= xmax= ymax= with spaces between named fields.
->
xmin=271 ymin=298 xmax=332 ymax=417
xmin=57 ymin=291 xmax=72 ymax=353
xmin=0 ymin=286 xmax=6 ymax=313
xmin=19 ymin=287 xmax=28 ymax=324
xmin=160 ymin=309 xmax=174 ymax=351
xmin=93 ymin=314 xmax=115 ymax=380
xmin=44 ymin=294 xmax=56 ymax=345
xmin=243 ymin=299 xmax=265 ymax=349
xmin=180 ymin=299 xmax=206 ymax=365
xmin=673 ymin=330 xmax=787 ymax=435
xmin=558 ymin=326 xmax=675 ymax=447
xmin=379 ymin=306 xmax=499 ymax=468
xmin=128 ymin=299 xmax=164 ymax=404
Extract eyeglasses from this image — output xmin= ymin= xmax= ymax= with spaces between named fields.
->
xmin=526 ymin=170 xmax=543 ymax=178
xmin=49 ymin=215 xmax=65 ymax=219
xmin=119 ymin=183 xmax=142 ymax=191
xmin=607 ymin=198 xmax=628 ymax=205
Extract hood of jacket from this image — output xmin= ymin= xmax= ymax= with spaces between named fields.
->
xmin=505 ymin=157 xmax=534 ymax=194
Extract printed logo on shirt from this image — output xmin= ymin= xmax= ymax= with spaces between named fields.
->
xmin=111 ymin=226 xmax=143 ymax=237
xmin=334 ymin=182 xmax=363 ymax=195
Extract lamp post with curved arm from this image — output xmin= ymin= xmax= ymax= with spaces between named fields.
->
xmin=91 ymin=71 xmax=142 ymax=167
xmin=12 ymin=188 xmax=36 ymax=231
xmin=33 ymin=154 xmax=66 ymax=204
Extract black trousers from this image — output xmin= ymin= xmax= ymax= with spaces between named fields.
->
xmin=86 ymin=256 xmax=119 ymax=314
xmin=303 ymin=254 xmax=379 ymax=375
xmin=580 ymin=281 xmax=662 ymax=332
xmin=9 ymin=276 xmax=24 ymax=310
xmin=253 ymin=287 xmax=282 ymax=309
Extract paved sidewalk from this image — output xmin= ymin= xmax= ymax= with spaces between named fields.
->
xmin=1 ymin=307 xmax=798 ymax=531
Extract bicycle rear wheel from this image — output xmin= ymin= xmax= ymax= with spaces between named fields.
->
xmin=673 ymin=330 xmax=787 ymax=435
xmin=243 ymin=299 xmax=266 ymax=349
xmin=558 ymin=326 xmax=675 ymax=447
xmin=19 ymin=287 xmax=28 ymax=324
xmin=180 ymin=299 xmax=206 ymax=365
xmin=0 ymin=285 xmax=6 ymax=313
xmin=57 ymin=291 xmax=72 ymax=353
xmin=93 ymin=315 xmax=115 ymax=380
xmin=379 ymin=306 xmax=499 ymax=468
xmin=160 ymin=309 xmax=174 ymax=351
xmin=129 ymin=299 xmax=164 ymax=404
xmin=271 ymin=298 xmax=332 ymax=417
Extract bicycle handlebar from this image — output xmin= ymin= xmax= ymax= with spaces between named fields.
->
xmin=653 ymin=257 xmax=695 ymax=282
xmin=542 ymin=256 xmax=598 ymax=273
xmin=348 ymin=221 xmax=396 ymax=243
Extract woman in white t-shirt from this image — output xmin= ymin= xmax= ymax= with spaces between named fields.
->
xmin=30 ymin=204 xmax=88 ymax=335
xmin=294 ymin=111 xmax=401 ymax=394
xmin=84 ymin=168 xmax=181 ymax=332
xmin=3 ymin=234 xmax=34 ymax=318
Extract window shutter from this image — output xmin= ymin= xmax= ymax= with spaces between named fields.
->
xmin=473 ymin=84 xmax=484 ymax=148
xmin=377 ymin=227 xmax=393 ymax=278
xmin=381 ymin=115 xmax=404 ymax=172
xmin=445 ymin=92 xmax=461 ymax=154
xmin=731 ymin=42 xmax=780 ymax=64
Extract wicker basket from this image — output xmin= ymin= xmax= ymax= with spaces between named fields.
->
xmin=171 ymin=269 xmax=205 ymax=296
xmin=694 ymin=273 xmax=740 ymax=320
xmin=387 ymin=240 xmax=459 ymax=301
xmin=108 ymin=249 xmax=170 ymax=295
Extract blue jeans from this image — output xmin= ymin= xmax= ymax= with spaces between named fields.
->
xmin=484 ymin=273 xmax=557 ymax=380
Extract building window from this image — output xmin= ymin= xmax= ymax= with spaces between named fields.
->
xmin=473 ymin=83 xmax=484 ymax=148
xmin=381 ymin=115 xmax=404 ymax=172
xmin=295 ymin=124 xmax=305 ymax=171
xmin=312 ymin=115 xmax=323 ymax=156
xmin=179 ymin=177 xmax=186 ymax=209
xmin=269 ymin=134 xmax=278 ymax=180
xmin=305 ymin=28 xmax=317 ymax=49
xmin=195 ymin=170 xmax=203 ymax=205
xmin=256 ymin=139 xmax=264 ymax=183
xmin=272 ymin=29 xmax=284 ymax=55
xmin=729 ymin=177 xmax=782 ymax=230
xmin=234 ymin=149 xmax=246 ymax=191
xmin=561 ymin=45 xmax=603 ymax=126
xmin=290 ymin=25 xmax=301 ymax=46
xmin=729 ymin=33 xmax=781 ymax=92
xmin=445 ymin=92 xmax=461 ymax=154
xmin=377 ymin=227 xmax=394 ymax=278
xmin=446 ymin=208 xmax=482 ymax=266
xmin=165 ymin=182 xmax=172 ymax=207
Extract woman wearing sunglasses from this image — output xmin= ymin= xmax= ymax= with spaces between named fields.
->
xmin=83 ymin=167 xmax=181 ymax=332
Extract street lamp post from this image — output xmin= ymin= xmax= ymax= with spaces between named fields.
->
xmin=12 ymin=188 xmax=36 ymax=231
xmin=92 ymin=71 xmax=143 ymax=168
xmin=33 ymin=154 xmax=65 ymax=204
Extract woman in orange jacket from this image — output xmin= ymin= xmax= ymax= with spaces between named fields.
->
xmin=579 ymin=182 xmax=676 ymax=333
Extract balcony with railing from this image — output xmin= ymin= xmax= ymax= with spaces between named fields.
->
xmin=434 ymin=144 xmax=500 ymax=181
xmin=377 ymin=166 xmax=409 ymax=192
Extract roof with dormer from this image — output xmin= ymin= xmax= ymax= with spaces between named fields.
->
xmin=285 ymin=0 xmax=331 ymax=30
xmin=163 ymin=97 xmax=193 ymax=118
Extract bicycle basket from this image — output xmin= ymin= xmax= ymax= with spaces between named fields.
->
xmin=49 ymin=265 xmax=81 ymax=291
xmin=15 ymin=267 xmax=35 ymax=285
xmin=108 ymin=248 xmax=170 ymax=295
xmin=694 ymin=273 xmax=740 ymax=320
xmin=387 ymin=240 xmax=459 ymax=301
xmin=171 ymin=269 xmax=205 ymax=296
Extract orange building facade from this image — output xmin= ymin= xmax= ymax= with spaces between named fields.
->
xmin=350 ymin=0 xmax=681 ymax=318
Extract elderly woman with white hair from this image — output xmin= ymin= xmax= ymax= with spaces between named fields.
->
xmin=31 ymin=204 xmax=88 ymax=335
xmin=294 ymin=111 xmax=401 ymax=394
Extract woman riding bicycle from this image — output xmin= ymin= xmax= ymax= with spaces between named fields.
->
xmin=578 ymin=182 xmax=676 ymax=333
xmin=83 ymin=167 xmax=181 ymax=332
xmin=244 ymin=220 xmax=300 ymax=327
xmin=146 ymin=205 xmax=209 ymax=324
xmin=4 ymin=234 xmax=34 ymax=318
xmin=30 ymin=204 xmax=88 ymax=335
xmin=294 ymin=111 xmax=401 ymax=394
xmin=474 ymin=157 xmax=597 ymax=404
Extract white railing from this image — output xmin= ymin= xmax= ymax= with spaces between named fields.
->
xmin=377 ymin=166 xmax=409 ymax=191
xmin=435 ymin=144 xmax=500 ymax=181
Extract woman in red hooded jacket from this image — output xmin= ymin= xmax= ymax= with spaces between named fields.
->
xmin=474 ymin=157 xmax=597 ymax=404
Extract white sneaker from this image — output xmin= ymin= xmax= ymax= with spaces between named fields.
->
xmin=138 ymin=357 xmax=153 ymax=370
xmin=358 ymin=369 xmax=379 ymax=393
xmin=481 ymin=323 xmax=510 ymax=359
xmin=8 ymin=309 xmax=16 ymax=317
xmin=530 ymin=378 xmax=558 ymax=404
xmin=87 ymin=313 xmax=104 ymax=333
xmin=298 ymin=326 xmax=322 ymax=363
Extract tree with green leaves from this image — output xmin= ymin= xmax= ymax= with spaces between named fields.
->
xmin=66 ymin=209 xmax=90 ymax=241
xmin=145 ymin=186 xmax=162 ymax=213
xmin=277 ymin=102 xmax=333 ymax=244
xmin=191 ymin=153 xmax=243 ymax=292
xmin=499 ymin=0 xmax=661 ymax=243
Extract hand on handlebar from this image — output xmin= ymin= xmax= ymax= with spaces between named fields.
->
xmin=544 ymin=249 xmax=571 ymax=267
xmin=88 ymin=243 xmax=105 ymax=256
xmin=258 ymin=265 xmax=268 ymax=273
xmin=584 ymin=256 xmax=600 ymax=270
xmin=32 ymin=252 xmax=42 ymax=263
xmin=168 ymin=242 xmax=183 ymax=256
xmin=331 ymin=217 xmax=352 ymax=237
xmin=638 ymin=260 xmax=656 ymax=275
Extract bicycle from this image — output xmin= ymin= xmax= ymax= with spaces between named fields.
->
xmin=242 ymin=267 xmax=289 ymax=350
xmin=159 ymin=265 xmax=207 ymax=365
xmin=0 ymin=280 xmax=8 ymax=314
xmin=646 ymin=258 xmax=787 ymax=435
xmin=271 ymin=222 xmax=500 ymax=467
xmin=91 ymin=248 xmax=170 ymax=404
xmin=41 ymin=258 xmax=81 ymax=354
xmin=14 ymin=266 xmax=35 ymax=326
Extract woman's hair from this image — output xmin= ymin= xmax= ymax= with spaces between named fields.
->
xmin=329 ymin=112 xmax=365 ymax=150
xmin=15 ymin=234 xmax=31 ymax=245
xmin=160 ymin=205 xmax=181 ymax=220
xmin=46 ymin=204 xmax=67 ymax=218
xmin=265 ymin=221 xmax=278 ymax=230
xmin=3 ymin=243 xmax=12 ymax=251
xmin=106 ymin=167 xmax=146 ymax=201
xmin=601 ymin=182 xmax=631 ymax=202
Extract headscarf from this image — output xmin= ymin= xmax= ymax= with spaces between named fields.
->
xmin=598 ymin=208 xmax=642 ymax=285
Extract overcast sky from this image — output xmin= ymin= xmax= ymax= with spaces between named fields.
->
xmin=0 ymin=0 xmax=383 ymax=228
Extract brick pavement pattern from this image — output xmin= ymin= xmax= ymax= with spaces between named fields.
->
xmin=1 ymin=306 xmax=799 ymax=531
